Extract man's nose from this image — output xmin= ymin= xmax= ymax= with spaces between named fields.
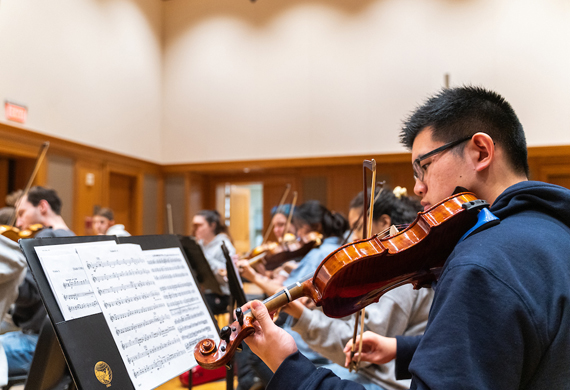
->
xmin=413 ymin=179 xmax=426 ymax=197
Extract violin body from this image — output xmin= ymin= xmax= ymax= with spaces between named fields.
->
xmin=312 ymin=192 xmax=478 ymax=318
xmin=195 ymin=192 xmax=482 ymax=369
xmin=0 ymin=224 xmax=44 ymax=242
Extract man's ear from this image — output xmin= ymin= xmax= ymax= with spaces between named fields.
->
xmin=38 ymin=199 xmax=51 ymax=215
xmin=468 ymin=132 xmax=494 ymax=172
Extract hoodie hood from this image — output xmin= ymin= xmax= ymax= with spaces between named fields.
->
xmin=490 ymin=180 xmax=570 ymax=228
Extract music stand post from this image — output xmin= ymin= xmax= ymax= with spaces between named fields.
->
xmin=222 ymin=242 xmax=249 ymax=390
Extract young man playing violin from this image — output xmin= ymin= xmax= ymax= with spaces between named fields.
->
xmin=1 ymin=186 xmax=75 ymax=378
xmin=242 ymin=86 xmax=570 ymax=389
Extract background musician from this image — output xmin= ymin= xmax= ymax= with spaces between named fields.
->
xmin=1 ymin=186 xmax=75 ymax=377
xmin=92 ymin=207 xmax=131 ymax=236
xmin=192 ymin=209 xmax=236 ymax=315
xmin=241 ymin=86 xmax=570 ymax=390
xmin=270 ymin=204 xmax=296 ymax=241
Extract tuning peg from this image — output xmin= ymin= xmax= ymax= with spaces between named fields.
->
xmin=236 ymin=343 xmax=243 ymax=352
xmin=220 ymin=326 xmax=231 ymax=344
xmin=236 ymin=307 xmax=244 ymax=326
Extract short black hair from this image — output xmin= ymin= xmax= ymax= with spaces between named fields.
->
xmin=400 ymin=86 xmax=529 ymax=177
xmin=27 ymin=186 xmax=63 ymax=215
xmin=350 ymin=187 xmax=422 ymax=226
xmin=292 ymin=200 xmax=348 ymax=238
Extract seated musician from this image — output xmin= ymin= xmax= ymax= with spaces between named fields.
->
xmin=249 ymin=204 xmax=298 ymax=284
xmin=241 ymin=86 xmax=570 ymax=389
xmin=0 ymin=236 xmax=27 ymax=386
xmin=271 ymin=204 xmax=296 ymax=242
xmin=237 ymin=200 xmax=348 ymax=366
xmin=1 ymin=187 xmax=74 ymax=377
xmin=91 ymin=207 xmax=131 ymax=236
xmin=192 ymin=210 xmax=236 ymax=314
xmin=283 ymin=187 xmax=433 ymax=390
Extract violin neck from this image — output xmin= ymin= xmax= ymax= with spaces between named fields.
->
xmin=248 ymin=252 xmax=267 ymax=267
xmin=263 ymin=276 xmax=311 ymax=313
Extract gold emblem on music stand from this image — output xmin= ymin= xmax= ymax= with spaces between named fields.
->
xmin=94 ymin=361 xmax=113 ymax=387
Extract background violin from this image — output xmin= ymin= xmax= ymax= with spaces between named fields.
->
xmin=195 ymin=192 xmax=486 ymax=369
xmin=0 ymin=142 xmax=49 ymax=243
xmin=0 ymin=224 xmax=44 ymax=242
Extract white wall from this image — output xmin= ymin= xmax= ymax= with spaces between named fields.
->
xmin=0 ymin=0 xmax=163 ymax=161
xmin=162 ymin=0 xmax=570 ymax=164
xmin=1 ymin=0 xmax=569 ymax=164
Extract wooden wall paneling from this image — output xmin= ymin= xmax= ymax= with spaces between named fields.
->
xmin=142 ymin=174 xmax=162 ymax=235
xmin=104 ymin=163 xmax=145 ymax=236
xmin=187 ymin=173 xmax=205 ymax=235
xmin=46 ymin=154 xmax=75 ymax=229
xmin=0 ymin=158 xmax=9 ymax=207
xmin=164 ymin=175 xmax=186 ymax=235
xmin=108 ymin=172 xmax=137 ymax=236
xmin=74 ymin=162 xmax=104 ymax=235
xmin=326 ymin=165 xmax=363 ymax=217
xmin=13 ymin=157 xmax=35 ymax=191
xmin=377 ymin=162 xmax=416 ymax=196
xmin=537 ymin=164 xmax=570 ymax=190
xmin=133 ymin=172 xmax=144 ymax=236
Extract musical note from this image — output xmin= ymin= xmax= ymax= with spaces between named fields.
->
xmin=159 ymin=282 xmax=193 ymax=292
xmin=97 ymin=280 xmax=156 ymax=295
xmin=103 ymin=291 xmax=161 ymax=309
xmin=63 ymin=291 xmax=95 ymax=301
xmin=63 ymin=279 xmax=89 ymax=289
xmin=132 ymin=350 xmax=186 ymax=379
xmin=109 ymin=303 xmax=166 ymax=322
xmin=120 ymin=326 xmax=176 ymax=350
xmin=68 ymin=301 xmax=99 ymax=312
xmin=86 ymin=256 xmax=146 ymax=271
xmin=92 ymin=269 xmax=150 ymax=283
xmin=154 ymin=272 xmax=186 ymax=281
xmin=126 ymin=337 xmax=179 ymax=364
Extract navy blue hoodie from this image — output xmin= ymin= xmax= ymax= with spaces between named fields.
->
xmin=266 ymin=181 xmax=570 ymax=390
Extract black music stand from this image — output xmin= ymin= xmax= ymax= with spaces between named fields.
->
xmin=19 ymin=234 xmax=219 ymax=390
xmin=221 ymin=242 xmax=249 ymax=390
xmin=178 ymin=236 xmax=225 ymax=296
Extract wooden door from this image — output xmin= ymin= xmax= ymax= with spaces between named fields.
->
xmin=109 ymin=172 xmax=136 ymax=234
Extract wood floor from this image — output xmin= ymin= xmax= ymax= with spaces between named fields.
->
xmin=157 ymin=376 xmax=234 ymax=390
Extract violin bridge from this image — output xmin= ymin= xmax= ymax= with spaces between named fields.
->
xmin=389 ymin=225 xmax=400 ymax=236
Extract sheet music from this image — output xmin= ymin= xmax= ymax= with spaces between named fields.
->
xmin=34 ymin=241 xmax=116 ymax=320
xmin=77 ymin=244 xmax=191 ymax=390
xmin=144 ymin=247 xmax=219 ymax=363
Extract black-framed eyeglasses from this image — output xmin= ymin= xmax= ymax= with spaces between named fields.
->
xmin=413 ymin=135 xmax=472 ymax=181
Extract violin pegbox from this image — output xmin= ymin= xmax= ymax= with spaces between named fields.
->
xmin=194 ymin=308 xmax=256 ymax=370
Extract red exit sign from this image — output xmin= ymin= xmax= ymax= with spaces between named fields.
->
xmin=5 ymin=101 xmax=27 ymax=124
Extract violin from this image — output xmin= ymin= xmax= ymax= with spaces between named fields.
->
xmin=0 ymin=224 xmax=44 ymax=242
xmin=195 ymin=192 xmax=486 ymax=369
xmin=261 ymin=231 xmax=322 ymax=270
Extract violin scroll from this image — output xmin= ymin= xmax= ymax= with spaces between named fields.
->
xmin=194 ymin=312 xmax=256 ymax=370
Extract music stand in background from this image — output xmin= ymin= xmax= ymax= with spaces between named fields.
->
xmin=178 ymin=236 xmax=225 ymax=296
